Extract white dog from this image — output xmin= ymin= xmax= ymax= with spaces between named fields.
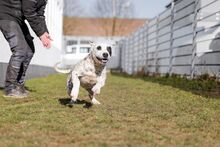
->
xmin=56 ymin=41 xmax=113 ymax=105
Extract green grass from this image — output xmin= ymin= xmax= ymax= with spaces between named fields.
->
xmin=0 ymin=73 xmax=219 ymax=146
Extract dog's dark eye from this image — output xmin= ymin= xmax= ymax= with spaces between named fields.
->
xmin=107 ymin=46 xmax=112 ymax=56
xmin=97 ymin=46 xmax=102 ymax=50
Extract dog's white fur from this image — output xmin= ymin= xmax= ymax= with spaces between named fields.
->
xmin=60 ymin=41 xmax=113 ymax=105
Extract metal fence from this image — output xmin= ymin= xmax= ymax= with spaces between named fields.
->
xmin=119 ymin=0 xmax=220 ymax=78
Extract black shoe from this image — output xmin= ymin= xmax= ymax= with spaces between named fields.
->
xmin=17 ymin=84 xmax=30 ymax=95
xmin=3 ymin=88 xmax=28 ymax=98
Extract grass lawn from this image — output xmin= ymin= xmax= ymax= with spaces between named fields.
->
xmin=0 ymin=73 xmax=219 ymax=146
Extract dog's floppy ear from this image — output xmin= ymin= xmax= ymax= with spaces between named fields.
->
xmin=89 ymin=41 xmax=95 ymax=46
xmin=107 ymin=46 xmax=112 ymax=56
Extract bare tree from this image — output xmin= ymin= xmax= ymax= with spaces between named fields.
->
xmin=93 ymin=0 xmax=135 ymax=36
xmin=94 ymin=0 xmax=134 ymax=18
xmin=63 ymin=0 xmax=85 ymax=37
xmin=64 ymin=0 xmax=84 ymax=17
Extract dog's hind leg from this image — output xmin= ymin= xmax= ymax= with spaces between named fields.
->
xmin=89 ymin=93 xmax=101 ymax=105
xmin=69 ymin=73 xmax=80 ymax=104
xmin=67 ymin=75 xmax=73 ymax=96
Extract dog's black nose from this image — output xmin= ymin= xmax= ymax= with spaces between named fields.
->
xmin=103 ymin=53 xmax=108 ymax=58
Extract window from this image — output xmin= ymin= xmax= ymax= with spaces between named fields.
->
xmin=66 ymin=47 xmax=77 ymax=54
xmin=80 ymin=47 xmax=90 ymax=53
xmin=67 ymin=40 xmax=77 ymax=46
xmin=80 ymin=40 xmax=90 ymax=44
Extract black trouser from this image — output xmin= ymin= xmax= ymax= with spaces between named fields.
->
xmin=0 ymin=20 xmax=35 ymax=91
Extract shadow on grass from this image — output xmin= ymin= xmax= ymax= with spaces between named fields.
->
xmin=112 ymin=73 xmax=220 ymax=99
xmin=58 ymin=98 xmax=93 ymax=109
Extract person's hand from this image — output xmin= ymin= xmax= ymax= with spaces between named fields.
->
xmin=40 ymin=32 xmax=53 ymax=49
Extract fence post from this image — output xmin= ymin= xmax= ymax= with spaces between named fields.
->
xmin=125 ymin=38 xmax=128 ymax=73
xmin=136 ymin=31 xmax=139 ymax=73
xmin=145 ymin=24 xmax=149 ymax=74
xmin=124 ymin=39 xmax=128 ymax=72
xmin=128 ymin=37 xmax=131 ymax=74
xmin=190 ymin=0 xmax=199 ymax=78
xmin=127 ymin=37 xmax=130 ymax=74
xmin=140 ymin=28 xmax=144 ymax=71
xmin=118 ymin=40 xmax=123 ymax=71
xmin=169 ymin=0 xmax=175 ymax=76
xmin=131 ymin=35 xmax=134 ymax=74
xmin=138 ymin=26 xmax=143 ymax=72
xmin=133 ymin=33 xmax=136 ymax=74
xmin=155 ymin=16 xmax=160 ymax=74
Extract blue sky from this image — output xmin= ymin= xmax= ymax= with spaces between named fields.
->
xmin=78 ymin=0 xmax=171 ymax=19
xmin=133 ymin=0 xmax=170 ymax=18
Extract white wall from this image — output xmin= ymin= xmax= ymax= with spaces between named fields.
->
xmin=0 ymin=0 xmax=63 ymax=66
xmin=0 ymin=0 xmax=64 ymax=87
xmin=31 ymin=0 xmax=63 ymax=67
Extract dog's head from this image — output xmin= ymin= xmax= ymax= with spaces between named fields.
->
xmin=90 ymin=41 xmax=114 ymax=65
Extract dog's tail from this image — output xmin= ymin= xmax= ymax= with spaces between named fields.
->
xmin=54 ymin=62 xmax=71 ymax=74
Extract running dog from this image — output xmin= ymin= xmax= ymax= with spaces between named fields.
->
xmin=55 ymin=41 xmax=113 ymax=105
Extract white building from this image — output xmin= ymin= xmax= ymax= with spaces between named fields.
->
xmin=62 ymin=17 xmax=147 ymax=69
xmin=0 ymin=0 xmax=64 ymax=87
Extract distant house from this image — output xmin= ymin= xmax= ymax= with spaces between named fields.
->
xmin=64 ymin=17 xmax=147 ymax=37
xmin=62 ymin=17 xmax=148 ymax=69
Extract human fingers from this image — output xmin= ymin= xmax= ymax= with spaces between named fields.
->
xmin=47 ymin=35 xmax=53 ymax=41
xmin=45 ymin=38 xmax=51 ymax=49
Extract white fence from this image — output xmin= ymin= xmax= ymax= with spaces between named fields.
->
xmin=119 ymin=0 xmax=220 ymax=78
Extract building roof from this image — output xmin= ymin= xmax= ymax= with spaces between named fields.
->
xmin=63 ymin=17 xmax=147 ymax=37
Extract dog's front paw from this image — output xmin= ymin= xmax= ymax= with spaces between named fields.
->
xmin=92 ymin=86 xmax=101 ymax=95
xmin=91 ymin=98 xmax=101 ymax=105
xmin=66 ymin=99 xmax=77 ymax=106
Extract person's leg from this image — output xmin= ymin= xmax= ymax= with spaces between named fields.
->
xmin=16 ymin=22 xmax=35 ymax=92
xmin=0 ymin=20 xmax=33 ymax=97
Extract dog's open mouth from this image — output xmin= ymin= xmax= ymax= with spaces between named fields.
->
xmin=96 ymin=57 xmax=108 ymax=64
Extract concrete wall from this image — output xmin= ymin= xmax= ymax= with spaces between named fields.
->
xmin=0 ymin=0 xmax=63 ymax=87
xmin=0 ymin=63 xmax=56 ymax=87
